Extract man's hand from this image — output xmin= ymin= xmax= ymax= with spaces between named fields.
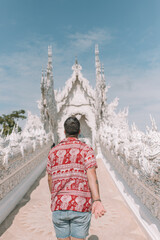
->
xmin=92 ymin=201 xmax=106 ymax=219
xmin=86 ymin=167 xmax=106 ymax=219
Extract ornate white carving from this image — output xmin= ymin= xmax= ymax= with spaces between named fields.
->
xmin=39 ymin=46 xmax=58 ymax=143
xmin=55 ymin=60 xmax=95 ymax=112
xmin=39 ymin=47 xmax=160 ymax=211
xmin=1 ymin=44 xmax=159 ymax=224
xmin=98 ymin=96 xmax=160 ymax=219
xmin=0 ymin=112 xmax=51 ymax=169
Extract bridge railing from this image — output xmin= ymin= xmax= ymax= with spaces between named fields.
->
xmin=0 ymin=112 xmax=52 ymax=224
xmin=99 ymin=100 xmax=160 ymax=220
xmin=0 ymin=111 xmax=53 ymax=199
xmin=0 ymin=111 xmax=52 ymax=172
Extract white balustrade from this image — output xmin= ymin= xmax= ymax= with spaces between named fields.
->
xmin=0 ymin=111 xmax=52 ymax=172
xmin=99 ymin=99 xmax=160 ymax=220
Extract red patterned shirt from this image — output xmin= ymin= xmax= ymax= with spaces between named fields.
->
xmin=46 ymin=137 xmax=97 ymax=212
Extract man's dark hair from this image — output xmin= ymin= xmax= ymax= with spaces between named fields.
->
xmin=64 ymin=116 xmax=80 ymax=136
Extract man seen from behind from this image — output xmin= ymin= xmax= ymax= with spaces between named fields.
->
xmin=47 ymin=116 xmax=106 ymax=240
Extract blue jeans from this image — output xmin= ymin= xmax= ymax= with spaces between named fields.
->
xmin=52 ymin=210 xmax=92 ymax=239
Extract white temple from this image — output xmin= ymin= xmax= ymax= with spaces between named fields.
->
xmin=0 ymin=45 xmax=160 ymax=238
xmin=39 ymin=45 xmax=108 ymax=148
xmin=38 ymin=45 xmax=160 ymax=223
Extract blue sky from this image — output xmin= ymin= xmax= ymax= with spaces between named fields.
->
xmin=0 ymin=0 xmax=160 ymax=131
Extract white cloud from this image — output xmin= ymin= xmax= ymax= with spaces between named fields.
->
xmin=68 ymin=28 xmax=112 ymax=52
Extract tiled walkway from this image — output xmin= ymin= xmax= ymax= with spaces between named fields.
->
xmin=0 ymin=158 xmax=150 ymax=240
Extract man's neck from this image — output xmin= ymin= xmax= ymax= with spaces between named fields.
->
xmin=66 ymin=135 xmax=78 ymax=138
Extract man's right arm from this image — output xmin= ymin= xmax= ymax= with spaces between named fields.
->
xmin=87 ymin=167 xmax=106 ymax=219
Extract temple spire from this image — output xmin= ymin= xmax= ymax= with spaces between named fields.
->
xmin=101 ymin=64 xmax=105 ymax=83
xmin=95 ymin=44 xmax=101 ymax=149
xmin=95 ymin=44 xmax=101 ymax=80
xmin=75 ymin=56 xmax=78 ymax=65
xmin=40 ymin=46 xmax=58 ymax=144
xmin=48 ymin=45 xmax=52 ymax=63
xmin=95 ymin=44 xmax=107 ymax=150
xmin=95 ymin=44 xmax=102 ymax=117
xmin=101 ymin=64 xmax=106 ymax=91
xmin=41 ymin=66 xmax=45 ymax=88
xmin=47 ymin=45 xmax=52 ymax=71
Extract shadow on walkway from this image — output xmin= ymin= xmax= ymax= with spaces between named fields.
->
xmin=88 ymin=235 xmax=99 ymax=240
xmin=0 ymin=170 xmax=46 ymax=236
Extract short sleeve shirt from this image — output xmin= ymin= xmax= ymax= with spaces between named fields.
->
xmin=46 ymin=137 xmax=97 ymax=212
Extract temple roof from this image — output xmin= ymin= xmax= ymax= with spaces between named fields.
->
xmin=56 ymin=60 xmax=95 ymax=112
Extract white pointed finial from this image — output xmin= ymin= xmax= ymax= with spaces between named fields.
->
xmin=95 ymin=44 xmax=99 ymax=54
xmin=75 ymin=56 xmax=78 ymax=65
xmin=72 ymin=57 xmax=82 ymax=75
xmin=95 ymin=44 xmax=101 ymax=77
xmin=48 ymin=45 xmax=52 ymax=64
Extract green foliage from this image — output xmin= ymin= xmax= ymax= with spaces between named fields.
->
xmin=0 ymin=110 xmax=27 ymax=136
